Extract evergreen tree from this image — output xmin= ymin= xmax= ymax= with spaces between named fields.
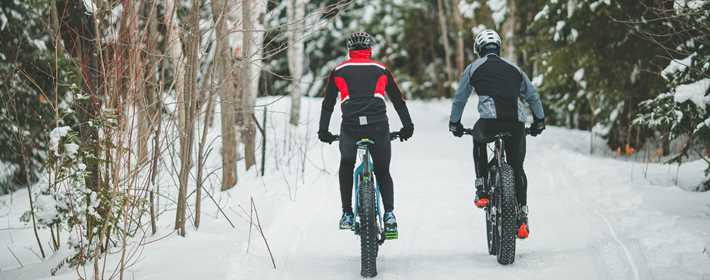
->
xmin=0 ymin=0 xmax=74 ymax=193
xmin=527 ymin=0 xmax=667 ymax=149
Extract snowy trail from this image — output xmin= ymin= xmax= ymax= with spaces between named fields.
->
xmin=229 ymin=100 xmax=703 ymax=280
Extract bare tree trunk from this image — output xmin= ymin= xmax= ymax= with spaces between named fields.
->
xmin=501 ymin=0 xmax=517 ymax=62
xmin=165 ymin=0 xmax=186 ymax=131
xmin=451 ymin=0 xmax=466 ymax=74
xmin=175 ymin=0 xmax=201 ymax=237
xmin=195 ymin=84 xmax=215 ymax=228
xmin=212 ymin=0 xmax=239 ymax=190
xmin=145 ymin=0 xmax=161 ymax=234
xmin=288 ymin=0 xmax=307 ymax=126
xmin=436 ymin=0 xmax=453 ymax=88
xmin=242 ymin=0 xmax=257 ymax=170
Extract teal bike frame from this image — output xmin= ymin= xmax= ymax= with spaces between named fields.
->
xmin=352 ymin=139 xmax=383 ymax=234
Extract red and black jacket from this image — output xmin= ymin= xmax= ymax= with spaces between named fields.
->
xmin=319 ymin=49 xmax=413 ymax=131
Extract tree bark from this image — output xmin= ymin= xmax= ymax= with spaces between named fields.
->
xmin=241 ymin=0 xmax=261 ymax=170
xmin=288 ymin=0 xmax=307 ymax=125
xmin=175 ymin=0 xmax=201 ymax=237
xmin=212 ymin=0 xmax=239 ymax=190
xmin=139 ymin=0 xmax=160 ymax=164
xmin=165 ymin=0 xmax=186 ymax=132
xmin=451 ymin=0 xmax=466 ymax=74
xmin=436 ymin=0 xmax=453 ymax=88
xmin=501 ymin=0 xmax=517 ymax=62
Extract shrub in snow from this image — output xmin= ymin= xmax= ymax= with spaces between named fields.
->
xmin=22 ymin=124 xmax=127 ymax=266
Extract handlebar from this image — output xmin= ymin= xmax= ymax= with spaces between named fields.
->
xmin=332 ymin=132 xmax=401 ymax=142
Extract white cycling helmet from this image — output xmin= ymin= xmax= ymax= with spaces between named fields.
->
xmin=474 ymin=29 xmax=502 ymax=55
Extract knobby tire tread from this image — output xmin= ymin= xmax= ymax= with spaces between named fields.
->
xmin=496 ymin=164 xmax=517 ymax=265
xmin=360 ymin=179 xmax=379 ymax=277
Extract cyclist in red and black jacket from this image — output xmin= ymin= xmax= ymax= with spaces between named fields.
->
xmin=318 ymin=32 xmax=414 ymax=235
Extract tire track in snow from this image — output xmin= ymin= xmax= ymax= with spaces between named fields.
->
xmin=542 ymin=147 xmax=642 ymax=280
xmin=538 ymin=159 xmax=613 ymax=279
xmin=591 ymin=209 xmax=641 ymax=280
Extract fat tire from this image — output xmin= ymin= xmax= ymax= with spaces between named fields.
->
xmin=359 ymin=178 xmax=379 ymax=277
xmin=496 ymin=164 xmax=517 ymax=265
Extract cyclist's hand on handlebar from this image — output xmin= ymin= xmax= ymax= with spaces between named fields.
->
xmin=529 ymin=118 xmax=545 ymax=137
xmin=399 ymin=125 xmax=414 ymax=141
xmin=318 ymin=130 xmax=337 ymax=144
xmin=449 ymin=121 xmax=464 ymax=137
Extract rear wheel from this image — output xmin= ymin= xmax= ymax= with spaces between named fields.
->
xmin=359 ymin=177 xmax=379 ymax=277
xmin=496 ymin=164 xmax=517 ymax=265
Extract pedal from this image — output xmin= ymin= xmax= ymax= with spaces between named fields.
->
xmin=474 ymin=198 xmax=489 ymax=208
xmin=517 ymin=223 xmax=529 ymax=239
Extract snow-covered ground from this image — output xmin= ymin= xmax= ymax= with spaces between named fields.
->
xmin=1 ymin=98 xmax=709 ymax=279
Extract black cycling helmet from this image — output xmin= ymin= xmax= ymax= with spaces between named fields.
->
xmin=346 ymin=32 xmax=375 ymax=50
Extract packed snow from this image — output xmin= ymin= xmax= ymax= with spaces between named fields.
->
xmin=1 ymin=98 xmax=709 ymax=280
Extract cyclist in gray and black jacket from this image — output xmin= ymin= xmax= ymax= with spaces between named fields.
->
xmin=448 ymin=29 xmax=545 ymax=238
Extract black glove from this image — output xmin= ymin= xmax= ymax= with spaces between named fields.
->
xmin=530 ymin=118 xmax=545 ymax=137
xmin=318 ymin=130 xmax=337 ymax=144
xmin=449 ymin=121 xmax=464 ymax=137
xmin=399 ymin=125 xmax=414 ymax=141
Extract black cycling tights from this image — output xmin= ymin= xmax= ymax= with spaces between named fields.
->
xmin=339 ymin=123 xmax=393 ymax=214
xmin=472 ymin=119 xmax=528 ymax=205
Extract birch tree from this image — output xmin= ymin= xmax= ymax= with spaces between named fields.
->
xmin=241 ymin=0 xmax=268 ymax=170
xmin=241 ymin=0 xmax=255 ymax=170
xmin=165 ymin=0 xmax=186 ymax=131
xmin=213 ymin=0 xmax=239 ymax=190
xmin=288 ymin=0 xmax=307 ymax=126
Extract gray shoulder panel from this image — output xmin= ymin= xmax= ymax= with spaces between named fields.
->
xmin=468 ymin=56 xmax=489 ymax=77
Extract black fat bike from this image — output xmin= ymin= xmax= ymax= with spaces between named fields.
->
xmin=463 ymin=128 xmax=531 ymax=265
